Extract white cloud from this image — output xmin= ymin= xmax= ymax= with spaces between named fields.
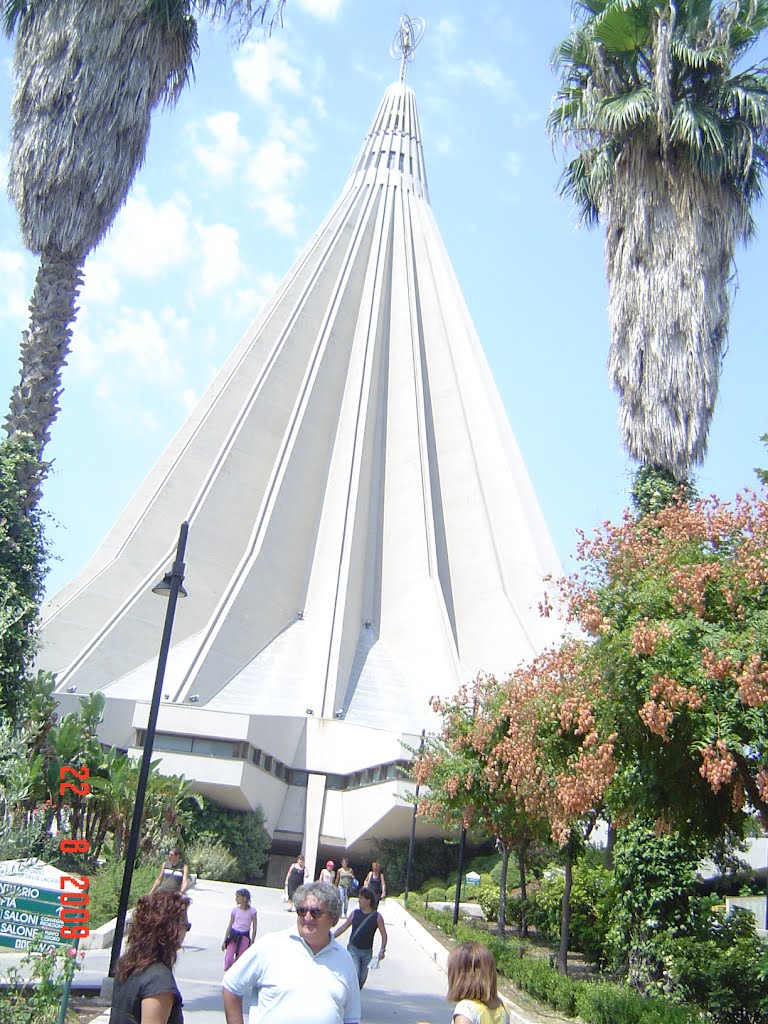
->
xmin=103 ymin=187 xmax=191 ymax=279
xmin=82 ymin=257 xmax=121 ymax=306
xmin=436 ymin=18 xmax=458 ymax=39
xmin=463 ymin=60 xmax=511 ymax=95
xmin=181 ymin=387 xmax=199 ymax=413
xmin=248 ymin=138 xmax=306 ymax=193
xmin=435 ymin=135 xmax=452 ymax=155
xmin=197 ymin=223 xmax=245 ymax=296
xmin=269 ymin=113 xmax=313 ymax=150
xmin=0 ymin=247 xmax=34 ymax=319
xmin=253 ymin=193 xmax=300 ymax=236
xmin=112 ymin=405 xmax=161 ymax=434
xmin=295 ymin=0 xmax=343 ymax=18
xmin=71 ymin=305 xmax=188 ymax=389
xmin=70 ymin=312 xmax=100 ymax=376
xmin=234 ymin=37 xmax=304 ymax=106
xmin=223 ymin=273 xmax=281 ymax=321
xmin=190 ymin=111 xmax=250 ymax=180
xmin=246 ymin=137 xmax=306 ymax=235
xmin=310 ymin=95 xmax=327 ymax=120
xmin=102 ymin=307 xmax=186 ymax=385
xmin=505 ymin=151 xmax=522 ymax=176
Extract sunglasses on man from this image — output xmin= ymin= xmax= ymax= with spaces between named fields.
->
xmin=295 ymin=906 xmax=329 ymax=919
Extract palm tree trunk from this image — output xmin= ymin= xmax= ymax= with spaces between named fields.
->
xmin=4 ymin=249 xmax=84 ymax=508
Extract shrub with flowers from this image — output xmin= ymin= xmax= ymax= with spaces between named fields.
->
xmin=0 ymin=936 xmax=82 ymax=1023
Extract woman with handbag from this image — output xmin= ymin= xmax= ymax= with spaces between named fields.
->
xmin=333 ymin=886 xmax=387 ymax=989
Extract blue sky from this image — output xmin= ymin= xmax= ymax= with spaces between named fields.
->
xmin=0 ymin=0 xmax=767 ymax=598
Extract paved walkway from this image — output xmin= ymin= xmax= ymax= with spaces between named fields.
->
xmin=1 ymin=880 xmax=540 ymax=1023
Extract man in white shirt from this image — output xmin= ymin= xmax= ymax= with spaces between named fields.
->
xmin=222 ymin=882 xmax=361 ymax=1024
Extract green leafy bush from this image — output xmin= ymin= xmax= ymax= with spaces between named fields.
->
xmin=419 ymin=876 xmax=447 ymax=893
xmin=514 ymin=959 xmax=577 ymax=1015
xmin=371 ymin=836 xmax=459 ymax=893
xmin=575 ymin=981 xmax=689 ymax=1024
xmin=182 ymin=797 xmax=269 ymax=882
xmin=607 ymin=822 xmax=700 ymax=974
xmin=426 ymin=886 xmax=448 ymax=903
xmin=187 ymin=836 xmax=238 ymax=881
xmin=477 ymin=878 xmax=500 ymax=921
xmin=0 ymin=436 xmax=48 ymax=721
xmin=88 ymin=860 xmax=158 ymax=930
xmin=0 ymin=937 xmax=81 ymax=1023
xmin=490 ymin=858 xmax=520 ymax=888
xmin=529 ymin=861 xmax=614 ymax=964
xmin=653 ymin=905 xmax=768 ymax=1023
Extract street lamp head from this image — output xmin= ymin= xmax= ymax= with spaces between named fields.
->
xmin=152 ymin=572 xmax=188 ymax=598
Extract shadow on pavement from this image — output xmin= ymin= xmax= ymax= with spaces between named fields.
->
xmin=362 ymin=987 xmax=448 ymax=1022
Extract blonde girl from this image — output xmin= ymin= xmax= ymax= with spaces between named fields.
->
xmin=446 ymin=941 xmax=511 ymax=1024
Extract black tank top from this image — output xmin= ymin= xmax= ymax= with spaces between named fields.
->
xmin=349 ymin=909 xmax=379 ymax=951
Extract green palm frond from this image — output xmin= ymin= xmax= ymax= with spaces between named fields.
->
xmin=721 ymin=75 xmax=768 ymax=126
xmin=729 ymin=0 xmax=768 ymax=51
xmin=598 ymin=86 xmax=654 ymax=132
xmin=592 ymin=2 xmax=652 ymax=54
xmin=574 ymin=0 xmax=613 ymax=17
xmin=559 ymin=146 xmax=617 ymax=226
xmin=670 ymin=97 xmax=726 ymax=158
xmin=671 ymin=38 xmax=728 ymax=70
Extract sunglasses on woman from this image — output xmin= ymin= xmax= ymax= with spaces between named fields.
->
xmin=295 ymin=906 xmax=328 ymax=919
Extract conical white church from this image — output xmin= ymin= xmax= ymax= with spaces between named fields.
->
xmin=39 ymin=72 xmax=563 ymax=881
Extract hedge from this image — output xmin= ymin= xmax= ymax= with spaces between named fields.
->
xmin=400 ymin=899 xmax=694 ymax=1023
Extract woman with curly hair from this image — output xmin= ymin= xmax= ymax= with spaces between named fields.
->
xmin=110 ymin=890 xmax=190 ymax=1024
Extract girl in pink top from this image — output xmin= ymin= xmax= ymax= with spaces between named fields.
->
xmin=222 ymin=888 xmax=258 ymax=970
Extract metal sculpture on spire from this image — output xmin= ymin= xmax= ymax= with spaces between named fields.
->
xmin=390 ymin=15 xmax=425 ymax=83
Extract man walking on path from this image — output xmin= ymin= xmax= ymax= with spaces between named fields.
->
xmin=222 ymin=882 xmax=360 ymax=1024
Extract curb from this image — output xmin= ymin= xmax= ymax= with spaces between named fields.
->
xmin=385 ymin=899 xmax=450 ymax=971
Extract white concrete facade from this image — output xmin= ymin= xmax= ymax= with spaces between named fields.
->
xmin=39 ymin=82 xmax=563 ymax=873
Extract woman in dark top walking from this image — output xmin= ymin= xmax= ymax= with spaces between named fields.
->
xmin=150 ymin=847 xmax=189 ymax=895
xmin=364 ymin=861 xmax=386 ymax=902
xmin=110 ymin=890 xmax=190 ymax=1024
xmin=284 ymin=853 xmax=307 ymax=909
xmin=334 ymin=886 xmax=387 ymax=989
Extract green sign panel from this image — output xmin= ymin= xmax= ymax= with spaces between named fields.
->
xmin=0 ymin=862 xmax=81 ymax=951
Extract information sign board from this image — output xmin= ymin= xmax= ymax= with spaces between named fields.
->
xmin=0 ymin=858 xmax=76 ymax=951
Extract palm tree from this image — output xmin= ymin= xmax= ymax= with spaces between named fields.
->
xmin=549 ymin=0 xmax=768 ymax=481
xmin=3 ymin=0 xmax=285 ymax=508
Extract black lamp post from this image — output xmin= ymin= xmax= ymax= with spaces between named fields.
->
xmin=404 ymin=729 xmax=426 ymax=900
xmin=452 ymin=823 xmax=467 ymax=926
xmin=107 ymin=521 xmax=189 ymax=980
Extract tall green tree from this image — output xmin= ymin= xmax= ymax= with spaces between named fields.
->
xmin=3 ymin=0 xmax=284 ymax=507
xmin=549 ymin=0 xmax=768 ymax=481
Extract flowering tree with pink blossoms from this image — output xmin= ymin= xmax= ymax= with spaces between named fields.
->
xmin=558 ymin=490 xmax=768 ymax=837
